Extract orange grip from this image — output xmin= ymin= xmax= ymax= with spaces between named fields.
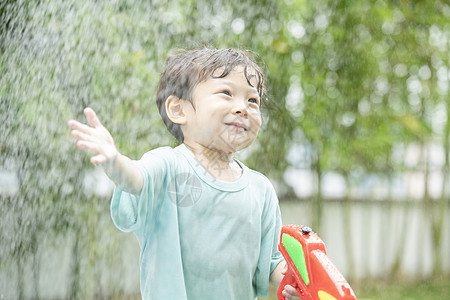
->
xmin=277 ymin=267 xmax=299 ymax=300
xmin=277 ymin=225 xmax=357 ymax=300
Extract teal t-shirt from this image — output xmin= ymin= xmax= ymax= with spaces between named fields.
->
xmin=111 ymin=144 xmax=283 ymax=300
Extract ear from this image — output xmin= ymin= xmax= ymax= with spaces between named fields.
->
xmin=165 ymin=95 xmax=187 ymax=124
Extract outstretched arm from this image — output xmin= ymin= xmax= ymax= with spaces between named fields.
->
xmin=69 ymin=107 xmax=143 ymax=194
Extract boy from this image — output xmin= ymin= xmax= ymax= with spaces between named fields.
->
xmin=69 ymin=48 xmax=300 ymax=300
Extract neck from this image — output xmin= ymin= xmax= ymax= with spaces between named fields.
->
xmin=184 ymin=142 xmax=242 ymax=182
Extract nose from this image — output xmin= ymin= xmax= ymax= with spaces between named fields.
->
xmin=231 ymin=103 xmax=248 ymax=118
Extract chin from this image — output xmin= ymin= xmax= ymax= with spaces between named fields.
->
xmin=218 ymin=133 xmax=257 ymax=153
xmin=216 ymin=142 xmax=243 ymax=154
xmin=232 ymin=140 xmax=256 ymax=152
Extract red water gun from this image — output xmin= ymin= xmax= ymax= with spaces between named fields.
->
xmin=277 ymin=225 xmax=356 ymax=300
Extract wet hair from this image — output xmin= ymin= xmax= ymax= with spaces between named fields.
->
xmin=156 ymin=47 xmax=265 ymax=142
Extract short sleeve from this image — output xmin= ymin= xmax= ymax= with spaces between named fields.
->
xmin=254 ymin=186 xmax=283 ymax=297
xmin=110 ymin=147 xmax=173 ymax=234
xmin=110 ymin=163 xmax=149 ymax=232
xmin=269 ymin=201 xmax=284 ymax=276
xmin=270 ymin=206 xmax=284 ymax=274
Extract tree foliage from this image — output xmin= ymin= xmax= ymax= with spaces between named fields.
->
xmin=1 ymin=0 xmax=449 ymax=297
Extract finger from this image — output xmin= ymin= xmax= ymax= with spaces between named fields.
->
xmin=71 ymin=129 xmax=95 ymax=142
xmin=68 ymin=119 xmax=85 ymax=130
xmin=69 ymin=119 xmax=95 ymax=134
xmin=68 ymin=120 xmax=77 ymax=128
xmin=284 ymin=285 xmax=299 ymax=295
xmin=91 ymin=154 xmax=107 ymax=165
xmin=282 ymin=290 xmax=295 ymax=300
xmin=76 ymin=140 xmax=100 ymax=154
xmin=84 ymin=107 xmax=103 ymax=128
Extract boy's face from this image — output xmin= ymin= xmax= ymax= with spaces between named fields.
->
xmin=182 ymin=66 xmax=262 ymax=153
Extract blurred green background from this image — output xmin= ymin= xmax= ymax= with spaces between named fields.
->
xmin=1 ymin=0 xmax=449 ymax=299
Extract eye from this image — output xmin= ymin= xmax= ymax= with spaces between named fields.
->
xmin=220 ymin=90 xmax=231 ymax=96
xmin=248 ymin=98 xmax=260 ymax=106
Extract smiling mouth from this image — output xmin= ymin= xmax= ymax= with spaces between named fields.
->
xmin=225 ymin=122 xmax=247 ymax=131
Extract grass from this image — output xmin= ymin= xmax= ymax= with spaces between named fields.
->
xmin=356 ymin=276 xmax=450 ymax=300
xmin=260 ymin=276 xmax=450 ymax=300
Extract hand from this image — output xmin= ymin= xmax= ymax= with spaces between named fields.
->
xmin=282 ymin=285 xmax=302 ymax=300
xmin=68 ymin=107 xmax=119 ymax=165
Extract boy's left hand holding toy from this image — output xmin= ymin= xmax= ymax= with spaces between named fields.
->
xmin=278 ymin=225 xmax=357 ymax=300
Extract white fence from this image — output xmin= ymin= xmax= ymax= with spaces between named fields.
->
xmin=280 ymin=199 xmax=450 ymax=280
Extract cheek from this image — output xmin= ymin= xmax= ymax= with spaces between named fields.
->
xmin=250 ymin=113 xmax=262 ymax=130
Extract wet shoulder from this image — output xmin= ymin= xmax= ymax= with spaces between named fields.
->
xmin=139 ymin=146 xmax=187 ymax=169
xmin=141 ymin=146 xmax=179 ymax=160
xmin=246 ymin=167 xmax=277 ymax=194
